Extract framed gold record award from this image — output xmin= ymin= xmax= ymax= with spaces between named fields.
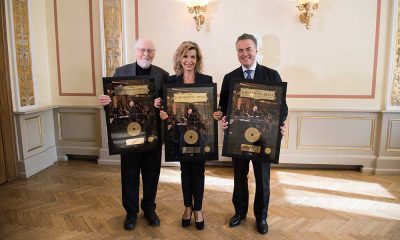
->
xmin=222 ymin=79 xmax=287 ymax=163
xmin=103 ymin=76 xmax=159 ymax=155
xmin=163 ymin=83 xmax=218 ymax=162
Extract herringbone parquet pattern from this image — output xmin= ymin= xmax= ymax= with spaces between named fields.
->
xmin=0 ymin=161 xmax=399 ymax=240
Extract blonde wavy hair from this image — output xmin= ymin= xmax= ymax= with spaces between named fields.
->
xmin=173 ymin=41 xmax=203 ymax=75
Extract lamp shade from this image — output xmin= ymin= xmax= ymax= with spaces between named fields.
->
xmin=297 ymin=0 xmax=320 ymax=4
xmin=185 ymin=0 xmax=209 ymax=7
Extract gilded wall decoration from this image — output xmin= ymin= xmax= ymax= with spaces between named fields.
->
xmin=392 ymin=1 xmax=400 ymax=106
xmin=12 ymin=0 xmax=35 ymax=106
xmin=103 ymin=0 xmax=122 ymax=77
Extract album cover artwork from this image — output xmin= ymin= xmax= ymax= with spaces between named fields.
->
xmin=103 ymin=76 xmax=158 ymax=155
xmin=222 ymin=79 xmax=287 ymax=163
xmin=163 ymin=83 xmax=218 ymax=162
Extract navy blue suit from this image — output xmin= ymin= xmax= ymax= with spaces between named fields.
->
xmin=219 ymin=63 xmax=288 ymax=221
xmin=167 ymin=72 xmax=212 ymax=211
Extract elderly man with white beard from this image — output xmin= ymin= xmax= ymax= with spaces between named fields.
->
xmin=99 ymin=39 xmax=168 ymax=231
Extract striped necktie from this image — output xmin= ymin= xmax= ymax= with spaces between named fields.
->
xmin=244 ymin=70 xmax=253 ymax=79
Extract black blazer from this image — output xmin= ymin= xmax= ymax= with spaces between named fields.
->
xmin=219 ymin=63 xmax=288 ymax=123
xmin=166 ymin=72 xmax=213 ymax=85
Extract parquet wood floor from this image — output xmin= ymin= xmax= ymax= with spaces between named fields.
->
xmin=0 ymin=160 xmax=399 ymax=240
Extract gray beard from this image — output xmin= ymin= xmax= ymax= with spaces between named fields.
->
xmin=137 ymin=60 xmax=151 ymax=69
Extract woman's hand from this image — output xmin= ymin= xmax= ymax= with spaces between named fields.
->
xmin=221 ymin=116 xmax=229 ymax=130
xmin=280 ymin=122 xmax=287 ymax=136
xmin=159 ymin=110 xmax=168 ymax=120
xmin=99 ymin=95 xmax=111 ymax=106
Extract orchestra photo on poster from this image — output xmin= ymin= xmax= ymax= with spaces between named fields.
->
xmin=222 ymin=80 xmax=287 ymax=163
xmin=163 ymin=83 xmax=218 ymax=162
xmin=103 ymin=76 xmax=159 ymax=155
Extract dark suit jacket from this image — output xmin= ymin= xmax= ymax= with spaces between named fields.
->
xmin=113 ymin=62 xmax=169 ymax=98
xmin=166 ymin=72 xmax=213 ymax=85
xmin=219 ymin=64 xmax=288 ymax=124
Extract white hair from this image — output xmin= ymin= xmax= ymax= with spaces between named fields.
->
xmin=135 ymin=38 xmax=155 ymax=49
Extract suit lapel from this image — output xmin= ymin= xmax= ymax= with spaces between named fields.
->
xmin=148 ymin=64 xmax=162 ymax=97
xmin=234 ymin=66 xmax=244 ymax=78
xmin=130 ymin=63 xmax=137 ymax=76
xmin=149 ymin=64 xmax=157 ymax=76
xmin=254 ymin=63 xmax=262 ymax=80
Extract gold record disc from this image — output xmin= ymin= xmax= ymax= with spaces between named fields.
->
xmin=204 ymin=146 xmax=210 ymax=152
xmin=244 ymin=127 xmax=261 ymax=143
xmin=184 ymin=130 xmax=198 ymax=144
xmin=127 ymin=122 xmax=141 ymax=136
xmin=265 ymin=148 xmax=271 ymax=154
xmin=148 ymin=136 xmax=154 ymax=143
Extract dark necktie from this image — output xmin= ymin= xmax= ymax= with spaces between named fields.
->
xmin=244 ymin=70 xmax=253 ymax=79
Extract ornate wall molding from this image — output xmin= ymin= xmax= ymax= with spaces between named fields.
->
xmin=12 ymin=0 xmax=34 ymax=106
xmin=103 ymin=0 xmax=122 ymax=77
xmin=54 ymin=0 xmax=96 ymax=96
xmin=392 ymin=0 xmax=400 ymax=106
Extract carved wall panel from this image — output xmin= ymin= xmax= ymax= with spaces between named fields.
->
xmin=103 ymin=0 xmax=122 ymax=77
xmin=392 ymin=1 xmax=400 ymax=106
xmin=12 ymin=0 xmax=34 ymax=106
xmin=54 ymin=0 xmax=96 ymax=96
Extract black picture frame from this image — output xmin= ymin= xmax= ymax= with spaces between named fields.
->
xmin=163 ymin=83 xmax=218 ymax=162
xmin=103 ymin=76 xmax=159 ymax=155
xmin=222 ymin=79 xmax=287 ymax=163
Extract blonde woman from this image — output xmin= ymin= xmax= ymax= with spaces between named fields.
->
xmin=160 ymin=41 xmax=212 ymax=230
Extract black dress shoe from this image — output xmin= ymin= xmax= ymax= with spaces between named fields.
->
xmin=181 ymin=208 xmax=192 ymax=228
xmin=143 ymin=211 xmax=160 ymax=226
xmin=194 ymin=211 xmax=204 ymax=230
xmin=195 ymin=220 xmax=204 ymax=230
xmin=229 ymin=214 xmax=246 ymax=228
xmin=124 ymin=214 xmax=137 ymax=230
xmin=182 ymin=218 xmax=191 ymax=227
xmin=256 ymin=219 xmax=268 ymax=235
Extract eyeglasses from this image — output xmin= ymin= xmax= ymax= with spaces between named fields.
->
xmin=137 ymin=48 xmax=155 ymax=54
xmin=236 ymin=47 xmax=255 ymax=54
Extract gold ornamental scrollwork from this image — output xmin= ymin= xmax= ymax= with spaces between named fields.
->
xmin=12 ymin=0 xmax=35 ymax=106
xmin=173 ymin=93 xmax=208 ymax=103
xmin=392 ymin=0 xmax=400 ymax=106
xmin=103 ymin=0 xmax=122 ymax=77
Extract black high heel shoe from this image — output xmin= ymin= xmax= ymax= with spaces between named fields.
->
xmin=181 ymin=207 xmax=192 ymax=227
xmin=194 ymin=210 xmax=204 ymax=230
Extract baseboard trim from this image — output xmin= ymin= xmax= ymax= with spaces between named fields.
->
xmin=375 ymin=169 xmax=400 ymax=174
xmin=98 ymin=148 xmax=120 ymax=165
xmin=57 ymin=146 xmax=100 ymax=161
xmin=375 ymin=155 xmax=400 ymax=174
xmin=18 ymin=146 xmax=57 ymax=178
xmin=280 ymin=153 xmax=376 ymax=167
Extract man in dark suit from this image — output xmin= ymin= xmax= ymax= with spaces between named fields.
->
xmin=99 ymin=39 xmax=168 ymax=231
xmin=215 ymin=33 xmax=288 ymax=235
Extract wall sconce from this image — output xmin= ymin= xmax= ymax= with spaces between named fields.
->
xmin=186 ymin=0 xmax=208 ymax=31
xmin=296 ymin=0 xmax=319 ymax=29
